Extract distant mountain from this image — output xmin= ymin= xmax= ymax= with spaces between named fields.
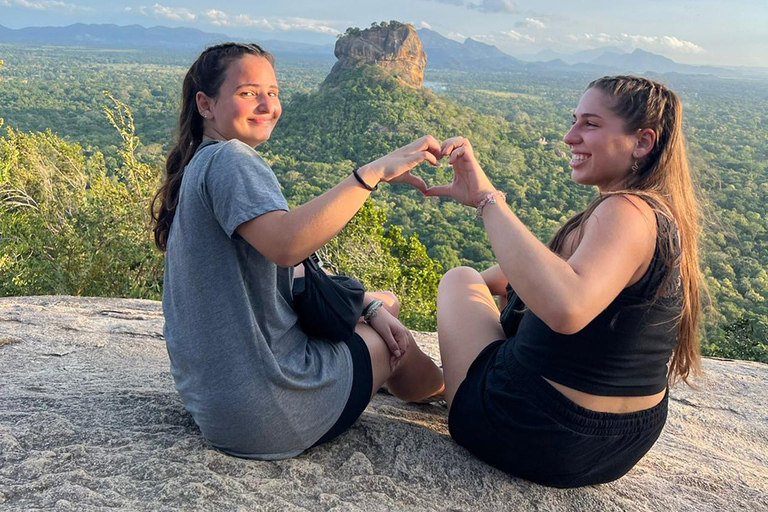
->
xmin=414 ymin=30 xmax=734 ymax=77
xmin=0 ymin=23 xmax=757 ymax=78
xmin=591 ymin=48 xmax=728 ymax=76
xmin=510 ymin=46 xmax=747 ymax=78
xmin=565 ymin=46 xmax=626 ymax=65
xmin=530 ymin=49 xmax=563 ymax=62
xmin=260 ymin=40 xmax=334 ymax=59
xmin=417 ymin=28 xmax=523 ymax=70
xmin=0 ymin=23 xmax=228 ymax=49
xmin=529 ymin=46 xmax=626 ymax=65
xmin=0 ymin=23 xmax=335 ymax=59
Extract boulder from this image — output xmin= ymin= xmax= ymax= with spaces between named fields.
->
xmin=0 ymin=296 xmax=766 ymax=511
xmin=325 ymin=23 xmax=426 ymax=88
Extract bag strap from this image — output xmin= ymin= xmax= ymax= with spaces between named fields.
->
xmin=303 ymin=252 xmax=323 ymax=272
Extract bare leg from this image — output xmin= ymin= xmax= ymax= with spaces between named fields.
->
xmin=355 ymin=322 xmax=443 ymax=402
xmin=437 ymin=267 xmax=505 ymax=409
xmin=367 ymin=290 xmax=400 ymax=317
xmin=295 ymin=271 xmax=440 ymax=402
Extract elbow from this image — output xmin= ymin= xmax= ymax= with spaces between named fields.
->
xmin=241 ymin=242 xmax=297 ymax=267
xmin=271 ymin=249 xmax=302 ymax=268
xmin=256 ymin=238 xmax=301 ymax=267
xmin=548 ymin=320 xmax=585 ymax=336
xmin=260 ymin=235 xmax=312 ymax=267
xmin=540 ymin=304 xmax=589 ymax=335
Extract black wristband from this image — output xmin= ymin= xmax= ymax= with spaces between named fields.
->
xmin=353 ymin=169 xmax=378 ymax=191
xmin=361 ymin=299 xmax=376 ymax=317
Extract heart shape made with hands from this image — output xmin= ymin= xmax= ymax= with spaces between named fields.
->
xmin=388 ymin=135 xmax=495 ymax=208
xmin=385 ymin=135 xmax=472 ymax=193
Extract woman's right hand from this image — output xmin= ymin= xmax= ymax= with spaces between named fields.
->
xmin=358 ymin=135 xmax=444 ymax=194
xmin=426 ymin=136 xmax=497 ymax=207
xmin=368 ymin=307 xmax=413 ymax=371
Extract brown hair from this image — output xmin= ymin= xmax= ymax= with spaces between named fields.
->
xmin=151 ymin=42 xmax=275 ymax=251
xmin=550 ymin=75 xmax=703 ymax=386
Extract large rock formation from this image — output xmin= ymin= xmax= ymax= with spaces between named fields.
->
xmin=1 ymin=296 xmax=767 ymax=511
xmin=325 ymin=23 xmax=426 ymax=88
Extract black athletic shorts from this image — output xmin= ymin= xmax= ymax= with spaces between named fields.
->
xmin=312 ymin=332 xmax=373 ymax=447
xmin=448 ymin=339 xmax=668 ymax=488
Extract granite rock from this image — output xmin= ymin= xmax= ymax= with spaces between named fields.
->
xmin=325 ymin=24 xmax=426 ymax=88
xmin=0 ymin=296 xmax=766 ymax=511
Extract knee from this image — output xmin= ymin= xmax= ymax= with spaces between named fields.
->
xmin=439 ymin=266 xmax=483 ymax=294
xmin=367 ymin=291 xmax=400 ymax=317
xmin=378 ymin=291 xmax=400 ymax=317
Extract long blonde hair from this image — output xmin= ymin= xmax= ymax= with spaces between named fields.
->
xmin=550 ymin=75 xmax=703 ymax=386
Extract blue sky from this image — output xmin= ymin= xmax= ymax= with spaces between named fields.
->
xmin=2 ymin=0 xmax=767 ymax=67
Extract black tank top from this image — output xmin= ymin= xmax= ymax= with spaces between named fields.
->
xmin=501 ymin=211 xmax=682 ymax=396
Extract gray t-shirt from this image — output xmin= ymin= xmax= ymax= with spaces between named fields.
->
xmin=162 ymin=139 xmax=353 ymax=460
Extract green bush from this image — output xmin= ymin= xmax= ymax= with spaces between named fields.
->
xmin=0 ymin=94 xmax=164 ymax=298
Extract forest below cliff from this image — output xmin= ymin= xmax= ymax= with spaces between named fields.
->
xmin=1 ymin=43 xmax=766 ymax=362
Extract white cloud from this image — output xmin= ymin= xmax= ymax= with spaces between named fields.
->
xmin=567 ymin=33 xmax=704 ymax=54
xmin=203 ymin=9 xmax=230 ymax=26
xmin=468 ymin=0 xmax=517 ymax=13
xmin=469 ymin=28 xmax=536 ymax=49
xmin=419 ymin=21 xmax=433 ymax=29
xmin=1 ymin=0 xmax=91 ymax=11
xmin=203 ymin=11 xmax=273 ymax=29
xmin=272 ymin=17 xmax=341 ymax=36
xmin=527 ymin=12 xmax=568 ymax=24
xmin=446 ymin=31 xmax=467 ymax=42
xmin=419 ymin=0 xmax=464 ymax=5
xmin=516 ymin=18 xmax=545 ymax=29
xmin=151 ymin=3 xmax=196 ymax=22
xmin=124 ymin=6 xmax=148 ymax=15
xmin=202 ymin=10 xmax=340 ymax=35
xmin=648 ymin=35 xmax=705 ymax=53
xmin=499 ymin=29 xmax=535 ymax=43
xmin=470 ymin=34 xmax=499 ymax=45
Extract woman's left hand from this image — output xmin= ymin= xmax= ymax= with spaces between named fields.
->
xmin=368 ymin=307 xmax=413 ymax=371
xmin=360 ymin=135 xmax=444 ymax=195
xmin=425 ymin=136 xmax=497 ymax=206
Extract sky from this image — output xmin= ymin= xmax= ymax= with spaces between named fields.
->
xmin=1 ymin=0 xmax=767 ymax=68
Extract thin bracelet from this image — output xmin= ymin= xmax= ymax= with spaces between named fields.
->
xmin=362 ymin=299 xmax=382 ymax=317
xmin=352 ymin=169 xmax=378 ymax=191
xmin=363 ymin=299 xmax=384 ymax=324
xmin=475 ymin=190 xmax=506 ymax=218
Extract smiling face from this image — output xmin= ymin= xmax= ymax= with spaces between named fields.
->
xmin=197 ymin=54 xmax=281 ymax=147
xmin=562 ymin=87 xmax=641 ymax=192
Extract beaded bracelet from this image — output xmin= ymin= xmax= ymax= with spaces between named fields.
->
xmin=475 ymin=190 xmax=506 ymax=218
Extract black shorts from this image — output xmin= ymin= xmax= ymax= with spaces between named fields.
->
xmin=312 ymin=332 xmax=373 ymax=447
xmin=448 ymin=339 xmax=668 ymax=488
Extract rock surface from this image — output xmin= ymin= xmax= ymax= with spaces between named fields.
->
xmin=325 ymin=23 xmax=426 ymax=88
xmin=0 ymin=296 xmax=766 ymax=511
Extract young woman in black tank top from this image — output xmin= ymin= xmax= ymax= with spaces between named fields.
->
xmin=426 ymin=76 xmax=703 ymax=487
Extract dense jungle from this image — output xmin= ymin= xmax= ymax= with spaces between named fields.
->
xmin=1 ymin=42 xmax=766 ymax=361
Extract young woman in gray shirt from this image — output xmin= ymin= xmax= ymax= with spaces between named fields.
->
xmin=152 ymin=42 xmax=444 ymax=460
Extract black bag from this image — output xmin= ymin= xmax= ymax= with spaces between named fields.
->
xmin=292 ymin=252 xmax=366 ymax=342
xmin=499 ymin=283 xmax=527 ymax=338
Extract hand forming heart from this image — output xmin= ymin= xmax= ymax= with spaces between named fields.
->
xmin=360 ymin=135 xmax=498 ymax=207
xmin=425 ymin=136 xmax=498 ymax=207
xmin=360 ymin=135 xmax=444 ymax=195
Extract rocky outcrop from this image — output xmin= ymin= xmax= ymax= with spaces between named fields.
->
xmin=325 ymin=23 xmax=426 ymax=88
xmin=1 ymin=296 xmax=767 ymax=511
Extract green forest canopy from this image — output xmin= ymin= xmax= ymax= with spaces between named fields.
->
xmin=0 ymin=44 xmax=766 ymax=362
